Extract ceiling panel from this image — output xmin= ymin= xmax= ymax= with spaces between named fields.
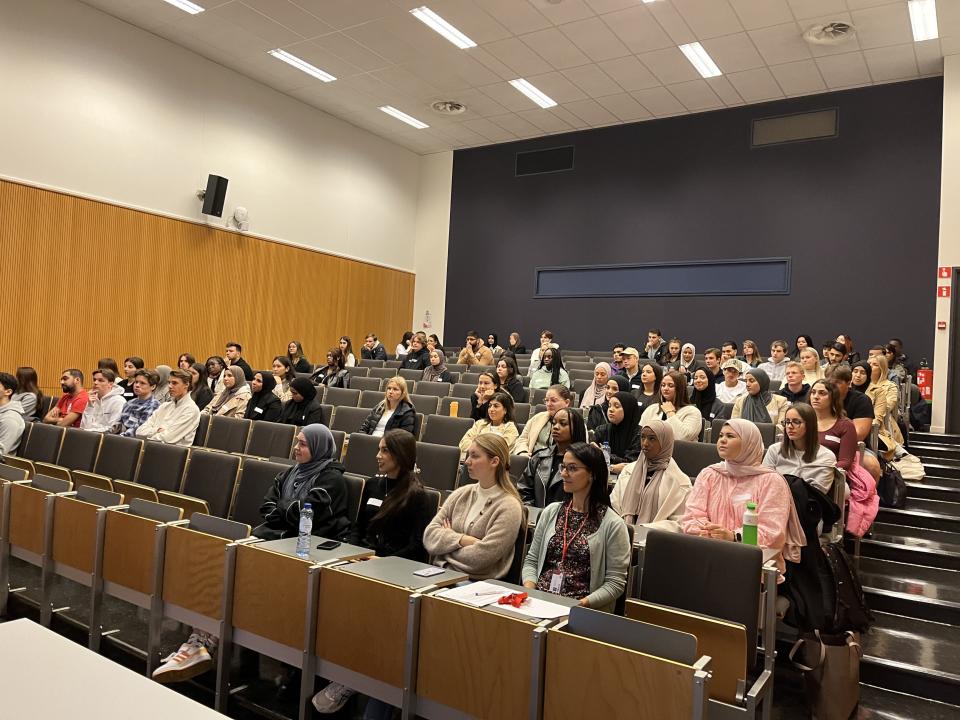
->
xmin=595 ymin=92 xmax=653 ymax=122
xmin=728 ymin=0 xmax=794 ymax=31
xmin=559 ymin=16 xmax=631 ymax=63
xmin=726 ymin=67 xmax=786 ymax=102
xmin=668 ymin=79 xmax=724 ymax=111
xmin=562 ymin=64 xmax=624 ymax=98
xmin=768 ymin=59 xmax=827 ymax=95
xmin=815 ymin=50 xmax=872 ymax=87
xmin=521 ymin=27 xmax=593 ymax=69
xmin=863 ymin=43 xmax=920 ymax=82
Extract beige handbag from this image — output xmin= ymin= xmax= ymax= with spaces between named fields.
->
xmin=789 ymin=630 xmax=862 ymax=720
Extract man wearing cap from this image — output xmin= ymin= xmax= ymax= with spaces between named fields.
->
xmin=716 ymin=359 xmax=747 ymax=403
xmin=720 ymin=341 xmax=749 ymax=375
xmin=616 ymin=347 xmax=643 ymax=390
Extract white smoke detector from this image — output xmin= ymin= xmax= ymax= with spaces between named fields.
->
xmin=803 ymin=22 xmax=856 ymax=46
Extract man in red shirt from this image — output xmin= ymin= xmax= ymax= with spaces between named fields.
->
xmin=42 ymin=369 xmax=89 ymax=428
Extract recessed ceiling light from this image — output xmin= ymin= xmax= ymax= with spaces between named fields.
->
xmin=410 ymin=6 xmax=476 ymax=49
xmin=678 ymin=42 xmax=722 ymax=78
xmin=380 ymin=106 xmax=430 ymax=130
xmin=908 ymin=0 xmax=938 ymax=42
xmin=267 ymin=49 xmax=336 ymax=82
xmin=160 ymin=0 xmax=204 ymax=13
xmin=509 ymin=79 xmax=557 ymax=109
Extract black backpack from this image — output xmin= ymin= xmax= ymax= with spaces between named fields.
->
xmin=821 ymin=542 xmax=874 ymax=634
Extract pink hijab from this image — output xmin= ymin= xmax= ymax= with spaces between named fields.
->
xmin=711 ymin=419 xmax=769 ymax=477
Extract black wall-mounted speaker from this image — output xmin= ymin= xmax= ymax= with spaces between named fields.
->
xmin=201 ymin=174 xmax=228 ymax=217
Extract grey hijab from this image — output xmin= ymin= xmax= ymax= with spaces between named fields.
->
xmin=280 ymin=424 xmax=337 ymax=503
xmin=741 ymin=368 xmax=773 ymax=424
xmin=210 ymin=365 xmax=247 ymax=414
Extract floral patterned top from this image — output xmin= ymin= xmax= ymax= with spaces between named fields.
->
xmin=535 ymin=502 xmax=604 ymax=600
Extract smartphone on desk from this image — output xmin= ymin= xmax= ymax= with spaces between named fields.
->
xmin=316 ymin=540 xmax=341 ymax=551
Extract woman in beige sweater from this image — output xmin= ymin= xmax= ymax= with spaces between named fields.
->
xmin=423 ymin=434 xmax=524 ymax=580
xmin=458 ymin=392 xmax=519 ymax=461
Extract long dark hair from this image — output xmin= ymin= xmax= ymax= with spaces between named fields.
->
xmin=288 ymin=340 xmax=305 ymax=365
xmin=540 ymin=346 xmax=565 ymax=386
xmin=189 ymin=362 xmax=208 ymax=396
xmin=327 ymin=347 xmax=345 ymax=371
xmin=340 ymin=336 xmax=354 ymax=360
xmin=792 ymin=334 xmax=815 ymax=359
xmin=488 ymin=391 xmax=515 ymax=424
xmin=565 ymin=442 xmax=610 ymax=523
xmin=552 ymin=407 xmax=587 ymax=447
xmin=98 ymin=358 xmax=120 ymax=375
xmin=369 ymin=430 xmax=423 ymax=532
xmin=399 ymin=331 xmax=414 ymax=349
xmin=15 ymin=367 xmax=41 ymax=408
xmin=642 ymin=362 xmax=663 ymax=395
xmin=177 ymin=353 xmax=196 ymax=368
xmin=780 ymin=403 xmax=821 ymax=463
xmin=273 ymin=355 xmax=294 ymax=380
xmin=206 ymin=355 xmax=226 ymax=378
xmin=498 ymin=355 xmax=519 ymax=382
xmin=662 ymin=370 xmax=689 ymax=408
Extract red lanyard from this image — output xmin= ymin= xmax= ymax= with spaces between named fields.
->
xmin=560 ymin=502 xmax=589 ymax=564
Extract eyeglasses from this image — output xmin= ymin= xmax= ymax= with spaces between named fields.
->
xmin=781 ymin=419 xmax=804 ymax=428
xmin=559 ymin=464 xmax=585 ymax=474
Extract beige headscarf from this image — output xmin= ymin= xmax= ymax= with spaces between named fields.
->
xmin=710 ymin=419 xmax=769 ymax=477
xmin=618 ymin=419 xmax=674 ymax=524
xmin=210 ymin=365 xmax=247 ymax=414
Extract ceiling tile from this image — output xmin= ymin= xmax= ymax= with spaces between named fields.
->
xmin=528 ymin=0 xmax=595 ymax=26
xmin=726 ymin=67 xmax=786 ymax=102
xmin=488 ymin=113 xmax=541 ymax=137
xmin=597 ymin=56 xmax=662 ymax=91
xmin=521 ymin=27 xmax=592 ymax=69
xmin=482 ymin=37 xmax=554 ymax=76
xmin=209 ymin=2 xmax=303 ymax=46
xmin=548 ymin=105 xmax=591 ymax=129
xmin=309 ymin=32 xmax=391 ymax=71
xmin=477 ymin=0 xmax=552 ymax=35
xmin=372 ymin=65 xmax=443 ymax=101
xmin=559 ymin=16 xmax=631 ymax=63
xmin=748 ymin=22 xmax=813 ymax=65
xmin=441 ymin=121 xmax=493 ymax=145
xmin=639 ymin=47 xmax=702 ymax=85
xmin=728 ymin=0 xmax=795 ymax=30
xmin=524 ymin=71 xmax=590 ymax=103
xmin=291 ymin=0 xmax=398 ymax=30
xmin=342 ymin=19 xmax=422 ymax=64
xmin=631 ymin=86 xmax=687 ymax=116
xmin=668 ymin=79 xmax=724 ymax=111
xmin=785 ymin=0 xmax=846 ymax=21
xmin=583 ymin=0 xmax=636 ymax=13
xmin=850 ymin=3 xmax=914 ymax=50
xmin=280 ymin=40 xmax=365 ymax=78
xmin=863 ymin=43 xmax=919 ymax=82
xmin=479 ymin=80 xmax=551 ymax=112
xmin=562 ymin=64 xmax=623 ymax=98
xmin=940 ymin=0 xmax=960 ymax=40
xmin=516 ymin=108 xmax=575 ymax=133
xmin=600 ymin=5 xmax=675 ymax=54
xmin=468 ymin=47 xmax=518 ymax=80
xmin=914 ymin=39 xmax=944 ymax=76
xmin=706 ymin=75 xmax=746 ymax=105
xmin=441 ymin=87 xmax=511 ymax=117
xmin=242 ymin=0 xmax=332 ymax=39
xmin=595 ymin=92 xmax=653 ymax=121
xmin=563 ymin=98 xmax=620 ymax=126
xmin=701 ymin=32 xmax=767 ymax=73
xmin=845 ymin=0 xmax=903 ymax=8
xmin=768 ymin=59 xmax=827 ymax=95
xmin=462 ymin=117 xmax=518 ymax=142
xmin=671 ymin=0 xmax=744 ymax=39
xmin=645 ymin=1 xmax=697 ymax=45
xmin=815 ymin=50 xmax=871 ymax=87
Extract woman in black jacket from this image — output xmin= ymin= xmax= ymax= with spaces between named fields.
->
xmin=359 ymin=377 xmax=416 ymax=436
xmin=310 ymin=348 xmax=350 ymax=388
xmin=245 ymin=372 xmax=283 ymax=422
xmin=287 ymin=340 xmax=312 ymax=373
xmin=495 ymin=356 xmax=527 ymax=404
xmin=592 ymin=391 xmax=642 ymax=474
xmin=189 ymin=362 xmax=214 ymax=412
xmin=401 ymin=335 xmax=430 ymax=371
xmin=279 ymin=378 xmax=326 ymax=427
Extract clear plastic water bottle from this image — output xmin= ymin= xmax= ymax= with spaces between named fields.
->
xmin=601 ymin=442 xmax=611 ymax=469
xmin=296 ymin=503 xmax=313 ymax=559
xmin=742 ymin=502 xmax=758 ymax=546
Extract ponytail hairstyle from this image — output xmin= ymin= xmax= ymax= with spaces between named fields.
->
xmin=369 ymin=430 xmax=423 ymax=532
xmin=470 ymin=434 xmax=521 ymax=502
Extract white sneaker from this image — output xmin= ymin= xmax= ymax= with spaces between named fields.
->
xmin=311 ymin=682 xmax=355 ymax=713
xmin=152 ymin=636 xmax=212 ymax=684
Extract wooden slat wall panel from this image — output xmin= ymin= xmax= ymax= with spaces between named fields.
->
xmin=0 ymin=179 xmax=415 ymax=394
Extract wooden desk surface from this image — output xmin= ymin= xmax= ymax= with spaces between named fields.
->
xmin=256 ymin=536 xmax=372 ymax=563
xmin=0 ymin=619 xmax=223 ymax=719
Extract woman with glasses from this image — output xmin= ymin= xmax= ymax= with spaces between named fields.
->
xmin=762 ymin=404 xmax=837 ymax=494
xmin=518 ymin=408 xmax=587 ymax=507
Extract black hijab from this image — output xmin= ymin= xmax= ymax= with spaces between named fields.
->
xmin=851 ymin=361 xmax=871 ymax=394
xmin=279 ymin=377 xmax=318 ymax=424
xmin=245 ymin=372 xmax=278 ymax=419
xmin=690 ymin=370 xmax=718 ymax=418
xmin=608 ymin=391 xmax=641 ymax=458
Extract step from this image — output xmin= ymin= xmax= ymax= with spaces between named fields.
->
xmin=877 ymin=498 xmax=960 ymax=533
xmin=911 ymin=443 xmax=960 ymax=461
xmin=911 ymin=431 xmax=960 ymax=446
xmin=860 ymin=612 xmax=960 ymax=705
xmin=858 ymin=557 xmax=960 ymax=625
xmin=913 ymin=461 xmax=960 ymax=480
xmin=859 ymin=684 xmax=960 ymax=720
xmin=907 ymin=478 xmax=960 ymax=502
xmin=856 ymin=523 xmax=960 ymax=570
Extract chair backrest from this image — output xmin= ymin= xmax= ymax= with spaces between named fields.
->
xmin=128 ymin=497 xmax=183 ymax=522
xmin=348 ymin=366 xmax=369 ymax=377
xmin=94 ymin=434 xmax=143 ymax=481
xmin=230 ymin=459 xmax=288 ymax=527
xmin=423 ymin=487 xmax=441 ymax=516
xmin=769 ymin=380 xmax=781 ymax=392
xmin=181 ymin=449 xmax=242 ymax=518
xmin=408 ymin=394 xmax=440 ymax=416
xmin=136 ymin=441 xmax=189 ymax=492
xmin=513 ymin=403 xmax=531 ymax=424
xmin=193 ymin=413 xmax=210 ymax=446
xmin=530 ymin=388 xmax=550 ymax=406
xmin=318 ymin=404 xmax=334 ymax=426
xmin=450 ymin=383 xmax=475 ymax=398
xmin=385 ymin=360 xmax=402 ymax=368
xmin=0 ymin=463 xmax=29 ymax=482
xmin=343 ymin=472 xmax=366 ymax=523
xmin=504 ymin=505 xmax=530 ymax=584
xmin=325 ymin=387 xmax=361 ymax=407
xmin=344 ymin=433 xmax=380 ymax=477
xmin=358 ymin=359 xmax=384 ymax=368
xmin=245 ymin=421 xmax=296 ymax=459
xmin=420 ymin=415 xmax=475 ymax=446
xmin=349 ymin=376 xmax=383 ymax=393
xmin=76 ymin=485 xmax=123 ymax=507
xmin=508 ymin=454 xmax=528 ymax=485
xmin=415 ymin=442 xmax=461 ymax=493
xmin=368 ymin=367 xmax=396 ymax=380
xmin=710 ymin=419 xmax=775 ymax=447
xmin=461 ymin=373 xmax=482 ymax=386
xmin=56 ymin=428 xmax=102 ymax=472
xmin=331 ymin=406 xmax=371 ymax=435
xmin=672 ymin=440 xmax=720 ymax=478
xmin=205 ymin=415 xmax=252 ymax=454
xmin=398 ymin=369 xmax=422 ymax=382
xmin=572 ymin=379 xmax=594 ymax=402
xmin=446 ymin=364 xmax=467 ymax=373
xmin=32 ymin=474 xmax=72 ymax=493
xmin=359 ymin=390 xmax=384 ymax=409
xmin=413 ymin=381 xmax=451 ymax=398
xmin=439 ymin=397 xmax=472 ymax=418
xmin=331 ymin=429 xmax=346 ymax=460
xmin=188 ymin=512 xmax=250 ymax=540
xmin=22 ymin=423 xmax=64 ymax=463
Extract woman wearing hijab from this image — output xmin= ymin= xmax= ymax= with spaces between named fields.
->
xmin=579 ymin=362 xmax=611 ymax=412
xmin=587 ymin=375 xmax=630 ymax=431
xmin=680 ymin=419 xmax=805 ymax=580
xmin=153 ymin=365 xmax=172 ymax=403
xmin=678 ymin=343 xmax=703 ymax=379
xmin=203 ymin=366 xmax=251 ymax=418
xmin=732 ymin=367 xmax=789 ymax=428
xmin=690 ymin=368 xmax=723 ymax=422
xmin=850 ymin=361 xmax=871 ymax=395
xmin=421 ymin=349 xmax=454 ymax=383
xmin=610 ymin=420 xmax=691 ymax=531
xmin=592 ymin=391 xmax=641 ymax=474
xmin=244 ymin=371 xmax=282 ymax=422
xmin=278 ymin=377 xmax=326 ymax=427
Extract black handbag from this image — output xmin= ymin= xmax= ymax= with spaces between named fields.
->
xmin=877 ymin=460 xmax=907 ymax=509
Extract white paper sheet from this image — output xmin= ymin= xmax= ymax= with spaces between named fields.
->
xmin=506 ymin=596 xmax=572 ymax=620
xmin=436 ymin=581 xmax=511 ymax=607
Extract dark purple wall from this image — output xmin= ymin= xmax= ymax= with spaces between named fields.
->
xmin=445 ymin=78 xmax=942 ymax=363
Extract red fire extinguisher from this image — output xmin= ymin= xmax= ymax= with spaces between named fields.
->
xmin=917 ymin=358 xmax=933 ymax=403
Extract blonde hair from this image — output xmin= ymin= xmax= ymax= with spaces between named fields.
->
xmin=384 ymin=376 xmax=411 ymax=409
xmin=868 ymin=354 xmax=890 ymax=383
xmin=470 ymin=434 xmax=521 ymax=502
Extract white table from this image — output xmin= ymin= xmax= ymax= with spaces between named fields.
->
xmin=0 ymin=619 xmax=225 ymax=718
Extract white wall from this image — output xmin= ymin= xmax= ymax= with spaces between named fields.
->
xmin=0 ymin=0 xmax=425 ymax=271
xmin=412 ymin=152 xmax=453 ymax=342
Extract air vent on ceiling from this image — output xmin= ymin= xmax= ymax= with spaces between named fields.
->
xmin=516 ymin=146 xmax=575 ymax=176
xmin=751 ymin=109 xmax=838 ymax=148
xmin=803 ymin=22 xmax=855 ymax=45
xmin=431 ymin=100 xmax=466 ymax=115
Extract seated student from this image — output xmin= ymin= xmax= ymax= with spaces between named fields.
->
xmin=487 ymin=333 xmax=504 ymax=358
xmin=680 ymin=419 xmax=805 ymax=580
xmin=507 ymin=332 xmax=527 ymax=356
xmin=13 ymin=367 xmax=42 ymax=421
xmin=640 ymin=370 xmax=701 ymax=441
xmin=244 ymin=372 xmax=283 ymax=422
xmin=678 ymin=343 xmax=703 ymax=379
xmin=808 ymin=380 xmax=858 ymax=472
xmin=81 ymin=369 xmax=127 ymax=433
xmin=361 ymin=334 xmax=388 ymax=362
xmin=777 ymin=361 xmax=810 ymax=405
xmin=0 ymin=373 xmax=25 ymax=457
xmin=458 ymin=392 xmax=518 ymax=460
xmin=423 ymin=434 xmax=524 ymax=579
xmin=851 ymin=361 xmax=871 ymax=394
xmin=832 ymin=367 xmax=882 ymax=480
xmin=401 ymin=333 xmax=430 ymax=370
xmin=43 ymin=369 xmax=90 ymax=428
xmin=136 ymin=370 xmax=200 ymax=446
xmin=588 ymin=376 xmax=630 ymax=431
xmin=513 ymin=385 xmax=573 ymax=455
xmin=732 ymin=368 xmax=789 ymax=428
xmin=203 ymin=366 xmax=251 ymax=418
xmin=836 ymin=334 xmax=860 ymax=364
xmin=395 ymin=331 xmax=413 ymax=359
xmin=530 ymin=347 xmax=570 ymax=390
xmin=883 ymin=343 xmax=907 ymax=383
xmin=225 ymin=341 xmax=254 ymax=381
xmin=422 ymin=349 xmax=455 ymax=384
xmin=311 ymin=348 xmax=351 ymax=388
xmin=272 ymin=356 xmax=294 ymax=403
xmin=823 ymin=342 xmax=848 ymax=379
xmin=791 ymin=334 xmax=814 ymax=361
xmin=763 ymin=404 xmax=837 ymax=494
xmin=721 ymin=341 xmax=749 ymax=374
xmin=610 ymin=420 xmax=691 ymax=531
xmin=644 ymin=328 xmax=670 ymax=366
xmin=457 ymin=330 xmax=495 ymax=367
xmin=716 ymin=360 xmax=747 ymax=404
xmin=287 ymin=340 xmax=312 ymax=373
xmin=703 ymin=347 xmax=723 ymax=384
xmin=338 ymin=336 xmax=357 ymax=368
xmin=518 ymin=408 xmax=587 ymax=507
xmin=634 ymin=362 xmax=663 ymax=415
xmin=278 ymin=378 xmax=326 ymax=427
xmin=522 ymin=442 xmax=630 ymax=611
xmin=690 ymin=368 xmax=723 ymax=422
xmin=116 ymin=369 xmax=160 ymax=437
xmin=759 ymin=341 xmax=789 ymax=383
xmin=660 ymin=338 xmax=682 ymax=370
xmin=469 ymin=371 xmax=501 ymax=422
xmin=528 ymin=330 xmax=557 ymax=376
xmin=205 ymin=356 xmax=227 ymax=398
xmin=496 ymin=356 xmax=527 ymax=403
xmin=610 ymin=343 xmax=626 ymax=374
xmin=592 ymin=391 xmax=641 ymax=474
xmin=579 ymin=362 xmax=610 ymax=412
xmin=177 ymin=354 xmax=196 ymax=372
xmin=616 ymin=346 xmax=642 ymax=390
xmin=359 ymin=377 xmax=415 ymax=436
xmin=742 ymin=340 xmax=763 ymax=369
xmin=865 ymin=354 xmax=903 ymax=458
xmin=154 ymin=424 xmax=349 ymax=685
xmin=799 ymin=348 xmax=825 ymax=385
xmin=188 ymin=363 xmax=213 ymax=412
xmin=118 ymin=356 xmax=145 ymax=402
xmin=153 ymin=365 xmax=172 ymax=404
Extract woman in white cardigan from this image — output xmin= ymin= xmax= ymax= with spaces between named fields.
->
xmin=610 ymin=420 xmax=691 ymax=531
xmin=639 ymin=370 xmax=702 ymax=442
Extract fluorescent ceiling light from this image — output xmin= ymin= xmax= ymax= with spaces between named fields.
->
xmin=160 ymin=0 xmax=205 ymax=14
xmin=410 ymin=6 xmax=476 ymax=49
xmin=509 ymin=79 xmax=557 ymax=109
xmin=380 ymin=106 xmax=430 ymax=129
xmin=267 ymin=49 xmax=336 ymax=82
xmin=678 ymin=42 xmax=722 ymax=78
xmin=908 ymin=0 xmax=939 ymax=42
